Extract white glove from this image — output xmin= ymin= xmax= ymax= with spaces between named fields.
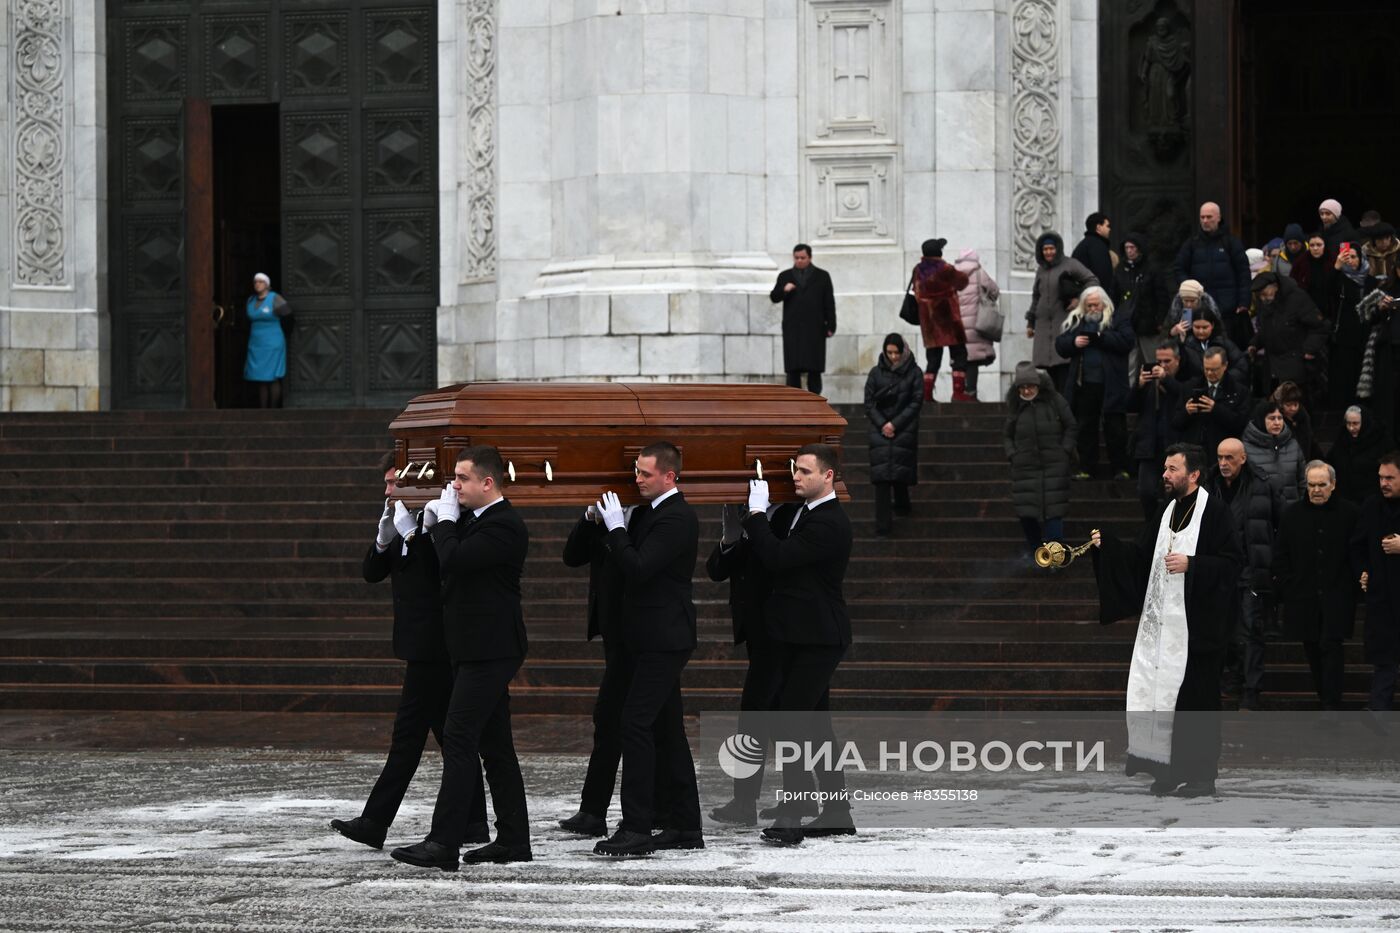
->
xmin=393 ymin=501 xmax=417 ymax=540
xmin=597 ymin=491 xmax=626 ymax=531
xmin=748 ymin=479 xmax=770 ymax=514
xmin=436 ymin=484 xmax=461 ymax=524
xmin=422 ymin=500 xmax=440 ymax=529
xmin=720 ymin=504 xmax=744 ymax=545
xmin=584 ymin=504 xmax=599 ymax=524
xmin=375 ymin=499 xmax=395 ymax=549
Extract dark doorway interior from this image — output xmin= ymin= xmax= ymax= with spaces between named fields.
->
xmin=212 ymin=104 xmax=281 ymax=409
xmin=1240 ymin=0 xmax=1400 ymax=245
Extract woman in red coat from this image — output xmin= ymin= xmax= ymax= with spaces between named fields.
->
xmin=913 ymin=238 xmax=971 ymax=401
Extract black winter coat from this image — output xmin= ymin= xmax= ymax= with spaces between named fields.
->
xmin=863 ymin=348 xmax=923 ymax=485
xmin=1128 ymin=371 xmax=1184 ymax=461
xmin=1349 ymin=494 xmax=1400 ymax=665
xmin=1273 ymin=496 xmax=1361 ymax=642
xmin=770 ymin=266 xmax=836 ymax=373
xmin=1004 ymin=373 xmax=1077 ymax=520
xmin=1206 ymin=463 xmax=1283 ymax=593
xmin=1249 ymin=272 xmax=1330 ymax=385
xmin=1174 ymin=229 xmax=1252 ymax=312
xmin=1176 ymin=334 xmax=1249 ymax=387
xmin=1052 ymin=311 xmax=1136 ymax=413
xmin=1071 ymin=233 xmax=1115 ymax=290
xmin=1113 ymin=258 xmax=1168 ymax=338
xmin=1327 ymin=416 xmax=1387 ymax=505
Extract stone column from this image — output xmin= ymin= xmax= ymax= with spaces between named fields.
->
xmin=0 ymin=0 xmax=107 ymax=411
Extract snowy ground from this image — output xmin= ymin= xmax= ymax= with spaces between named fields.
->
xmin=2 ymin=750 xmax=1399 ymax=932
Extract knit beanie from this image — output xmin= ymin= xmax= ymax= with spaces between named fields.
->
xmin=1178 ymin=279 xmax=1205 ymax=300
xmin=1012 ymin=361 xmax=1042 ymax=388
xmin=1319 ymin=198 xmax=1343 ymax=219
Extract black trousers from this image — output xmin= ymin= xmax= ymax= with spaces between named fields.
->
xmin=1070 ymin=382 xmax=1129 ymax=474
xmin=774 ymin=641 xmax=848 ymax=813
xmin=872 ymin=481 xmax=911 ymax=534
xmin=732 ymin=634 xmax=824 ymax=803
xmin=925 ymin=345 xmax=967 ymax=374
xmin=1302 ymin=638 xmax=1346 ymax=710
xmin=578 ymin=639 xmax=674 ymax=823
xmin=617 ymin=647 xmax=701 ymax=834
xmin=427 ymin=655 xmax=528 ymax=847
xmin=786 ymin=370 xmax=823 ymax=396
xmin=362 ymin=660 xmax=487 ymax=830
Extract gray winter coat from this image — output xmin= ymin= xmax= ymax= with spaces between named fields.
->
xmin=1004 ymin=371 xmax=1077 ymax=520
xmin=1241 ymin=419 xmax=1306 ymax=507
xmin=1026 ymin=232 xmax=1099 ymax=368
xmin=864 ymin=347 xmax=923 ymax=485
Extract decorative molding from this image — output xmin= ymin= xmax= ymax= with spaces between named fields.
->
xmin=804 ymin=153 xmax=898 ymax=246
xmin=803 ymin=1 xmax=896 ymax=145
xmin=1010 ymin=0 xmax=1062 ymax=271
xmin=462 ymin=0 xmax=497 ymax=284
xmin=12 ymin=0 xmax=71 ymax=287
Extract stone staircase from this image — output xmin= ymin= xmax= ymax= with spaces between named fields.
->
xmin=0 ymin=403 xmax=1372 ymax=716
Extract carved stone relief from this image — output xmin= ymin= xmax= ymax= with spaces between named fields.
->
xmin=1010 ymin=0 xmax=1061 ymax=271
xmin=461 ymin=0 xmax=497 ymax=284
xmin=12 ymin=0 xmax=70 ymax=287
xmin=805 ymin=154 xmax=898 ymax=246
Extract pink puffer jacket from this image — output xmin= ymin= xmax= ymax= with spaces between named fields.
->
xmin=953 ymin=249 xmax=1001 ymax=363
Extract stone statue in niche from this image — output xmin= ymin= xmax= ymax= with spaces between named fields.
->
xmin=1137 ymin=16 xmax=1191 ymax=160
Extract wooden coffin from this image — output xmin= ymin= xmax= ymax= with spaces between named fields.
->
xmin=387 ymin=382 xmax=848 ymax=506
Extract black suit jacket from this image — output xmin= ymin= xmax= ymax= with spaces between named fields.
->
xmin=604 ymin=491 xmax=699 ymax=653
xmin=705 ymin=504 xmax=799 ymax=646
xmin=362 ymin=515 xmax=447 ymax=663
xmin=1171 ymin=376 xmax=1250 ymax=457
xmin=741 ymin=498 xmax=853 ymax=646
xmin=563 ymin=515 xmax=623 ymax=642
xmin=429 ymin=499 xmax=529 ymax=663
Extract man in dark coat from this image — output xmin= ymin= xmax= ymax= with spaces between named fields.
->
xmin=1128 ymin=342 xmax=1185 ymax=522
xmin=391 ymin=446 xmax=532 ymax=870
xmin=863 ymin=334 xmax=923 ymax=535
xmin=1273 ymin=461 xmax=1360 ymax=710
xmin=1091 ymin=443 xmax=1245 ymax=797
xmin=1174 ymin=201 xmax=1253 ymax=348
xmin=1206 ymin=439 xmax=1285 ymax=710
xmin=1172 ymin=347 xmax=1250 ymax=470
xmin=1053 ymin=288 xmax=1135 ymax=479
xmin=1072 ymin=212 xmax=1116 ymax=288
xmin=769 ymin=244 xmax=836 ymax=396
xmin=331 ymin=455 xmax=486 ymax=851
xmin=591 ymin=441 xmax=703 ymax=858
xmin=743 ymin=443 xmax=855 ymax=845
xmin=1349 ymin=452 xmax=1400 ymax=711
xmin=1249 ymin=272 xmax=1330 ymax=403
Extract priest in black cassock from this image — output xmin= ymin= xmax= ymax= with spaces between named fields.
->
xmin=1091 ymin=442 xmax=1244 ymax=797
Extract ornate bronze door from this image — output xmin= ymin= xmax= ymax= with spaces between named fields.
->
xmin=108 ymin=0 xmax=439 ymax=408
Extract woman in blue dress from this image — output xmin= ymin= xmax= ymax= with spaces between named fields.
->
xmin=244 ymin=272 xmax=291 ymax=408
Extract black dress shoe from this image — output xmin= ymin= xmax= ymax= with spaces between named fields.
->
xmin=464 ymin=821 xmax=490 ymax=845
xmin=330 ymin=816 xmax=387 ymax=850
xmin=558 ymin=810 xmax=607 ymax=837
xmin=1149 ymin=777 xmax=1181 ymax=796
xmin=759 ymin=799 xmax=817 ymax=820
xmin=760 ymin=819 xmax=804 ymax=847
xmin=462 ymin=841 xmax=532 ymax=864
xmin=390 ymin=839 xmax=459 ymax=872
xmin=708 ymin=797 xmax=757 ymax=826
xmin=801 ymin=807 xmax=856 ymax=838
xmin=653 ymin=829 xmax=704 ymax=851
xmin=1174 ymin=781 xmax=1218 ymax=798
xmin=592 ymin=828 xmax=656 ymax=858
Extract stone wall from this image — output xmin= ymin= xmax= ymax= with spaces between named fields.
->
xmin=0 ymin=0 xmax=108 ymax=411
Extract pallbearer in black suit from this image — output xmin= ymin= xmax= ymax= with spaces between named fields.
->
xmin=742 ymin=443 xmax=855 ymax=846
xmin=591 ymin=442 xmax=704 ymax=858
xmin=391 ymin=446 xmax=532 ymax=871
xmin=330 ymin=454 xmax=487 ymax=850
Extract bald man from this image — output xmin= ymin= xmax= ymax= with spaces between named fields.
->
xmin=1174 ymin=202 xmax=1252 ymax=348
xmin=1206 ymin=438 xmax=1285 ymax=709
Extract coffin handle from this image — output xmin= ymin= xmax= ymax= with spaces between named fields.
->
xmin=398 ymin=461 xmax=415 ymax=480
xmin=507 ymin=460 xmax=516 ymax=483
xmin=416 ymin=462 xmax=432 ymax=480
xmin=544 ymin=460 xmax=554 ymax=482
xmin=754 ymin=458 xmax=763 ymax=480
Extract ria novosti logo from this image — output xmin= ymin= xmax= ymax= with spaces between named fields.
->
xmin=717 ymin=733 xmax=765 ymax=780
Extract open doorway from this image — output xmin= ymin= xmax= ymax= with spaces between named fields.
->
xmin=1239 ymin=0 xmax=1400 ymax=244
xmin=212 ymin=104 xmax=281 ymax=408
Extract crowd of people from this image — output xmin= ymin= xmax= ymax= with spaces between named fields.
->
xmin=1004 ymin=198 xmax=1400 ymax=717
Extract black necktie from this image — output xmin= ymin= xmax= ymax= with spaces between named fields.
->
xmin=790 ymin=506 xmax=807 ymax=533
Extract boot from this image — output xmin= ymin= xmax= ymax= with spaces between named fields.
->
xmin=951 ymin=370 xmax=975 ymax=402
xmin=922 ymin=372 xmax=935 ymax=402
